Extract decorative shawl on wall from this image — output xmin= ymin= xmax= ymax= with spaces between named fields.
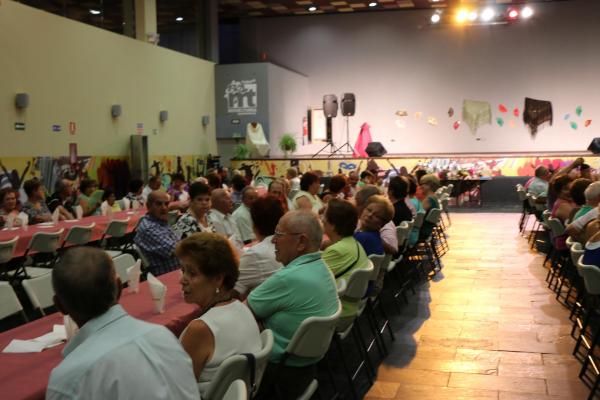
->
xmin=523 ymin=97 xmax=553 ymax=137
xmin=462 ymin=100 xmax=492 ymax=135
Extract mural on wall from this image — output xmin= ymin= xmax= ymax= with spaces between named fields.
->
xmin=231 ymin=155 xmax=600 ymax=179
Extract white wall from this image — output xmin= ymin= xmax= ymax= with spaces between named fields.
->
xmin=0 ymin=0 xmax=216 ymax=157
xmin=241 ymin=0 xmax=600 ymax=155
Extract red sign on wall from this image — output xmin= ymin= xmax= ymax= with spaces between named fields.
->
xmin=68 ymin=121 xmax=76 ymax=135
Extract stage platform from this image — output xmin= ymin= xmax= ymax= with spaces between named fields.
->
xmin=230 ymin=151 xmax=597 ymax=179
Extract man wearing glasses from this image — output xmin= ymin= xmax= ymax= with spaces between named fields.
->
xmin=246 ymin=210 xmax=339 ymax=399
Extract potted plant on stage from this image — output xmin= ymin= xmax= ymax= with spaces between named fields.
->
xmin=279 ymin=134 xmax=297 ymax=158
xmin=233 ymin=143 xmax=250 ymax=160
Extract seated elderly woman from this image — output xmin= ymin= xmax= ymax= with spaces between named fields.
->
xmin=355 ymin=185 xmax=398 ymax=255
xmin=77 ymin=179 xmax=101 ymax=217
xmin=21 ymin=178 xmax=53 ymax=224
xmin=173 ymin=182 xmax=215 ymax=240
xmin=419 ymin=174 xmax=441 ymax=240
xmin=568 ymin=178 xmax=592 ymax=221
xmin=354 ymin=194 xmax=394 ymax=257
xmin=101 ymin=188 xmax=122 ymax=214
xmin=322 ymin=198 xmax=368 ymax=322
xmin=292 ymin=171 xmax=323 ymax=213
xmin=234 ymin=195 xmax=284 ymax=299
xmin=0 ymin=188 xmax=24 ymax=227
xmin=177 ymin=232 xmax=262 ymax=397
xmin=321 ymin=174 xmax=348 ymax=203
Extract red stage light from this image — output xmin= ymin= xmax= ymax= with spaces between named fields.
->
xmin=507 ymin=8 xmax=519 ymax=19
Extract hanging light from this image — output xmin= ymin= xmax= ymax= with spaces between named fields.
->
xmin=481 ymin=8 xmax=495 ymax=22
xmin=521 ymin=6 xmax=534 ymax=19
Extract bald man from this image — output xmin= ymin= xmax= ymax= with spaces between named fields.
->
xmin=47 ymin=247 xmax=199 ymax=400
xmin=247 ymin=210 xmax=339 ymax=399
xmin=207 ymin=189 xmax=243 ymax=249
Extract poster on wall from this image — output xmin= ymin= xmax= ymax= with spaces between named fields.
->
xmin=309 ymin=108 xmax=327 ymax=142
xmin=224 ymin=79 xmax=258 ymax=115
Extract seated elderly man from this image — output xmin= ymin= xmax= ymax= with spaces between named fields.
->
xmin=526 ymin=165 xmax=551 ymax=198
xmin=47 ymin=247 xmax=199 ymax=400
xmin=566 ymin=182 xmax=600 ymax=242
xmin=134 ymin=191 xmax=179 ymax=275
xmin=247 ymin=210 xmax=339 ymax=399
xmin=47 ymin=179 xmax=75 ymax=220
xmin=232 ymin=186 xmax=258 ymax=244
xmin=208 ymin=189 xmax=243 ymax=248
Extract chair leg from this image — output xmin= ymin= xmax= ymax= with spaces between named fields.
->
xmin=333 ymin=335 xmax=359 ymax=400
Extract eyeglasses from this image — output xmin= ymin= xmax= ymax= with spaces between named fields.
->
xmin=273 ymin=230 xmax=303 ymax=237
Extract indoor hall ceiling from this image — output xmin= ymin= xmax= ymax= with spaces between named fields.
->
xmin=219 ymin=0 xmax=570 ymax=19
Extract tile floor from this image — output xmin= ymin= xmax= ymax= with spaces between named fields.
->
xmin=365 ymin=213 xmax=590 ymax=400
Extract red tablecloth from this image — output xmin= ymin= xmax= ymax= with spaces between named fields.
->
xmin=0 ymin=270 xmax=199 ymax=400
xmin=0 ymin=210 xmax=144 ymax=257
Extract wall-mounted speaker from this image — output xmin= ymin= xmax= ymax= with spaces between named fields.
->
xmin=202 ymin=115 xmax=210 ymax=127
xmin=323 ymin=95 xmax=338 ymax=118
xmin=159 ymin=110 xmax=168 ymax=122
xmin=15 ymin=93 xmax=29 ymax=109
xmin=341 ymin=93 xmax=355 ymax=116
xmin=111 ymin=104 xmax=122 ymax=118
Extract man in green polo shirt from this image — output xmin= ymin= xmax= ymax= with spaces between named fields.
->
xmin=247 ymin=210 xmax=339 ymax=399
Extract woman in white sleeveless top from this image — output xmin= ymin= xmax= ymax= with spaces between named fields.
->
xmin=292 ymin=171 xmax=323 ymax=213
xmin=177 ymin=233 xmax=262 ymax=397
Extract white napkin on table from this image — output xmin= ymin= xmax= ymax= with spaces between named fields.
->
xmin=147 ymin=272 xmax=167 ymax=314
xmin=51 ymin=207 xmax=60 ymax=223
xmin=18 ymin=212 xmax=28 ymax=227
xmin=131 ymin=200 xmax=141 ymax=210
xmin=2 ymin=324 xmax=67 ymax=353
xmin=74 ymin=205 xmax=83 ymax=220
xmin=127 ymin=260 xmax=142 ymax=293
xmin=63 ymin=315 xmax=79 ymax=341
xmin=5 ymin=214 xmax=15 ymax=229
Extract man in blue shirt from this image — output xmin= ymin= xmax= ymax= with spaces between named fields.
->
xmin=134 ymin=191 xmax=179 ymax=275
xmin=47 ymin=247 xmax=199 ymax=400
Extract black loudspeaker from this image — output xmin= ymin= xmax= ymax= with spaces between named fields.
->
xmin=15 ymin=93 xmax=29 ymax=109
xmin=589 ymin=138 xmax=600 ymax=154
xmin=323 ymin=95 xmax=338 ymax=118
xmin=341 ymin=93 xmax=355 ymax=116
xmin=365 ymin=142 xmax=387 ymax=157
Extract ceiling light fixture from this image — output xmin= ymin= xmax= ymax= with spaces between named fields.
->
xmin=481 ymin=7 xmax=495 ymax=22
xmin=467 ymin=10 xmax=478 ymax=22
xmin=430 ymin=13 xmax=441 ymax=23
xmin=308 ymin=6 xmax=317 ymax=11
xmin=176 ymin=16 xmax=184 ymax=21
xmin=521 ymin=6 xmax=533 ymax=19
xmin=455 ymin=8 xmax=468 ymax=24
xmin=89 ymin=9 xmax=101 ymax=15
xmin=368 ymin=2 xmax=377 ymax=7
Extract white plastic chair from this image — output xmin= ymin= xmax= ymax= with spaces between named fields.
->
xmin=336 ymin=278 xmax=347 ymax=297
xmin=22 ymin=272 xmax=55 ymax=316
xmin=15 ymin=230 xmax=64 ymax=279
xmin=276 ymin=301 xmax=342 ymax=398
xmin=112 ymin=254 xmax=139 ymax=285
xmin=253 ymin=329 xmax=274 ymax=397
xmin=0 ymin=281 xmax=27 ymax=322
xmin=204 ymin=355 xmax=252 ymax=400
xmin=223 ymin=380 xmax=247 ymax=400
xmin=61 ymin=223 xmax=95 ymax=249
xmin=0 ymin=236 xmax=19 ymax=270
xmin=100 ymin=218 xmax=130 ymax=258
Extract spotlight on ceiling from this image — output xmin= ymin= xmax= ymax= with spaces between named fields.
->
xmin=521 ymin=6 xmax=534 ymax=19
xmin=481 ymin=7 xmax=495 ymax=22
xmin=467 ymin=10 xmax=478 ymax=22
xmin=507 ymin=8 xmax=519 ymax=20
xmin=430 ymin=13 xmax=441 ymax=24
xmin=308 ymin=6 xmax=317 ymax=11
xmin=368 ymin=2 xmax=377 ymax=7
xmin=89 ymin=9 xmax=101 ymax=15
xmin=176 ymin=16 xmax=184 ymax=22
xmin=455 ymin=8 xmax=468 ymax=24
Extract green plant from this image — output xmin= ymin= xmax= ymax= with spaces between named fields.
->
xmin=279 ymin=134 xmax=297 ymax=154
xmin=233 ymin=143 xmax=250 ymax=159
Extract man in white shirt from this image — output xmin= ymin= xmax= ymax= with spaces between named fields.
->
xmin=232 ymin=186 xmax=258 ymax=244
xmin=208 ymin=189 xmax=243 ymax=248
xmin=526 ymin=166 xmax=550 ymax=197
xmin=47 ymin=247 xmax=199 ymax=400
xmin=234 ymin=196 xmax=284 ymax=298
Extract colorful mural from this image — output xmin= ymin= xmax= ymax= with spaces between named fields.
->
xmin=231 ymin=155 xmax=600 ymax=179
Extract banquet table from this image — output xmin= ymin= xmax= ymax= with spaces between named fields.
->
xmin=0 ymin=210 xmax=144 ymax=258
xmin=0 ymin=270 xmax=198 ymax=400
